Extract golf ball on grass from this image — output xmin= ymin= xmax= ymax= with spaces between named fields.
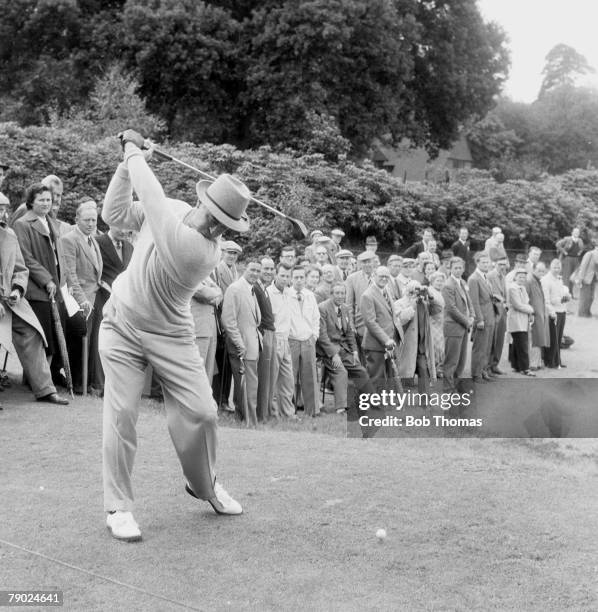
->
xmin=376 ymin=528 xmax=387 ymax=541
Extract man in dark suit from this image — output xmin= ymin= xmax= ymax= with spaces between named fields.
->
xmin=451 ymin=227 xmax=474 ymax=279
xmin=254 ymin=257 xmax=276 ymax=422
xmin=403 ymin=227 xmax=433 ymax=259
xmin=91 ymin=225 xmax=133 ymax=393
xmin=442 ymin=257 xmax=474 ymax=390
xmin=317 ymin=283 xmax=374 ymax=413
xmin=360 ymin=266 xmax=403 ymax=380
xmin=212 ymin=240 xmax=242 ymax=410
xmin=468 ymin=252 xmax=496 ymax=383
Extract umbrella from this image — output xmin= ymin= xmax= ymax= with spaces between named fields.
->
xmin=50 ymin=298 xmax=74 ymax=398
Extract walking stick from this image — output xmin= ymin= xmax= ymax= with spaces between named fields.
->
xmin=50 ymin=298 xmax=74 ymax=398
xmin=0 ymin=347 xmax=10 ymax=388
xmin=82 ymin=334 xmax=89 ymax=397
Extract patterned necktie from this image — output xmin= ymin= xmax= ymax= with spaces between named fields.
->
xmin=337 ymin=306 xmax=343 ymax=331
xmin=384 ymin=288 xmax=393 ymax=311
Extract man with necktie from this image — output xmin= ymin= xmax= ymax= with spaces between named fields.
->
xmin=221 ymin=260 xmax=262 ymax=423
xmin=212 ymin=240 xmax=242 ymax=411
xmin=468 ymin=251 xmax=497 ymax=383
xmin=317 ymin=283 xmax=374 ymax=413
xmin=254 ymin=257 xmax=276 ymax=422
xmin=360 ymin=266 xmax=403 ymax=381
xmin=288 ymin=266 xmax=320 ymax=417
xmin=487 ymin=257 xmax=508 ymax=375
xmin=345 ymin=250 xmax=376 ymax=362
xmin=91 ymin=225 xmax=134 ymax=394
xmin=386 ymin=255 xmax=403 ymax=300
xmin=442 ymin=257 xmax=474 ymax=391
xmin=334 ymin=249 xmax=352 ymax=282
xmin=59 ymin=199 xmax=103 ymax=393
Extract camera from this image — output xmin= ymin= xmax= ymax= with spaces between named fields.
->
xmin=414 ymin=286 xmax=430 ymax=299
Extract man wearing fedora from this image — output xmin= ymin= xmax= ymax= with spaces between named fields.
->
xmin=99 ymin=129 xmax=247 ymax=542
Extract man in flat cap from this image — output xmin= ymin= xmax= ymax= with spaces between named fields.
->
xmin=212 ymin=239 xmax=241 ymax=411
xmin=345 ymin=250 xmax=376 ymax=363
xmin=304 ymin=229 xmax=323 ymax=264
xmin=100 ymin=129 xmax=247 ymax=543
xmin=334 ymin=249 xmax=352 ymax=282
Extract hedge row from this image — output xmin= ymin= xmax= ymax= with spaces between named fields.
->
xmin=1 ymin=123 xmax=596 ymax=256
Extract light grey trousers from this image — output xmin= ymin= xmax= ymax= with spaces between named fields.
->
xmin=99 ymin=299 xmax=218 ymax=512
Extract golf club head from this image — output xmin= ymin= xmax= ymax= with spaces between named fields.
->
xmin=290 ymin=218 xmax=309 ymax=240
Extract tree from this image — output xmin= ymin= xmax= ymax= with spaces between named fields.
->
xmin=539 ymin=44 xmax=595 ymax=99
xmin=405 ymin=0 xmax=510 ymax=154
xmin=122 ymin=0 xmax=241 ymax=142
xmin=240 ymin=0 xmax=417 ymax=154
xmin=49 ymin=63 xmax=166 ymax=141
xmin=0 ymin=0 xmax=126 ymax=124
xmin=1 ymin=0 xmax=509 ymax=155
xmin=532 ymin=85 xmax=598 ymax=173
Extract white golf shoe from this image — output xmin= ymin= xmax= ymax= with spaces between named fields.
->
xmin=186 ymin=480 xmax=243 ymax=515
xmin=209 ymin=482 xmax=243 ymax=515
xmin=106 ymin=511 xmax=142 ymax=542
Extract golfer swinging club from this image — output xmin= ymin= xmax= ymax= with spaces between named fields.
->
xmin=100 ymin=129 xmax=248 ymax=542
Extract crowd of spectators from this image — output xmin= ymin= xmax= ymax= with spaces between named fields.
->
xmin=0 ymin=159 xmax=596 ymax=417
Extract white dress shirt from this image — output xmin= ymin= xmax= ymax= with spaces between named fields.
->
xmin=541 ymin=273 xmax=568 ymax=316
xmin=267 ymin=283 xmax=292 ymax=339
xmin=287 ymin=287 xmax=319 ymax=341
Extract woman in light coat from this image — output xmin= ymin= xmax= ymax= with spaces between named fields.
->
xmin=507 ymin=270 xmax=535 ymax=376
xmin=427 ymin=271 xmax=446 ymax=376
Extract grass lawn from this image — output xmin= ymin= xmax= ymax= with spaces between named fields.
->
xmin=1 ymin=383 xmax=597 ymax=611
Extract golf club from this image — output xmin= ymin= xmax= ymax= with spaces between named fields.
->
xmin=151 ymin=148 xmax=309 ymax=240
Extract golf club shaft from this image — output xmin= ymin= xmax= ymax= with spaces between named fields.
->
xmin=153 ymin=148 xmax=296 ymax=225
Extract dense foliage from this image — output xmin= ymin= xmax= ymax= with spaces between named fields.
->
xmin=1 ymin=124 xmax=595 ymax=258
xmin=0 ymin=0 xmax=508 ymax=156
xmin=468 ymin=45 xmax=598 ymax=179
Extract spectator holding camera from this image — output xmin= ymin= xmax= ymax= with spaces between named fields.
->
xmin=394 ymin=279 xmax=441 ymax=396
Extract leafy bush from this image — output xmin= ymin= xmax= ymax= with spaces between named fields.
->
xmin=0 ymin=123 xmax=596 ymax=257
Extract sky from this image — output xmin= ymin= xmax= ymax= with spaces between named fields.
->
xmin=477 ymin=0 xmax=598 ymax=102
